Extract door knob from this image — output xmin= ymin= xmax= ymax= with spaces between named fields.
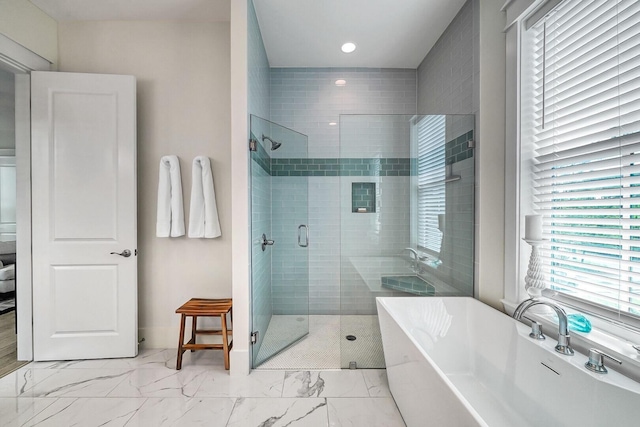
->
xmin=110 ymin=249 xmax=132 ymax=257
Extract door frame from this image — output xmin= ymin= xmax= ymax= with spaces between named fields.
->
xmin=0 ymin=33 xmax=51 ymax=360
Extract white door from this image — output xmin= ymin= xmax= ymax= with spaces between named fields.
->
xmin=31 ymin=71 xmax=137 ymax=360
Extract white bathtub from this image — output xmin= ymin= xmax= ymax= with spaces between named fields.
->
xmin=377 ymin=297 xmax=640 ymax=427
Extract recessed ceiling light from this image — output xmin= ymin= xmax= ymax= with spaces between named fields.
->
xmin=341 ymin=42 xmax=357 ymax=53
xmin=329 ymin=122 xmax=337 ymax=126
xmin=335 ymin=79 xmax=347 ymax=86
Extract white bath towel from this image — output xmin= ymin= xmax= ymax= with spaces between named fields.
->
xmin=156 ymin=155 xmax=185 ymax=237
xmin=189 ymin=156 xmax=221 ymax=238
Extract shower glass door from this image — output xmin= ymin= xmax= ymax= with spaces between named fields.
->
xmin=250 ymin=115 xmax=310 ymax=367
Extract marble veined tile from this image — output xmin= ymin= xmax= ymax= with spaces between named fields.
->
xmin=23 ymin=369 xmax=132 ymax=398
xmin=100 ymin=348 xmax=172 ymax=370
xmin=0 ymin=397 xmax=58 ymax=427
xmin=362 ymin=369 xmax=392 ymax=397
xmin=282 ymin=370 xmax=369 ymax=398
xmin=164 ymin=348 xmax=227 ymax=370
xmin=26 ymin=359 xmax=110 ymax=370
xmin=24 ymin=397 xmax=146 ymax=427
xmin=0 ymin=369 xmax=57 ymax=397
xmin=226 ymin=397 xmax=328 ymax=427
xmin=108 ymin=368 xmax=207 ymax=398
xmin=124 ymin=397 xmax=235 ymax=426
xmin=327 ymin=397 xmax=406 ymax=427
xmin=194 ymin=370 xmax=284 ymax=398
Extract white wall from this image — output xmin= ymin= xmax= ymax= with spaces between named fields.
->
xmin=0 ymin=0 xmax=57 ymax=64
xmin=58 ymin=21 xmax=232 ymax=348
xmin=476 ymin=0 xmax=506 ymax=309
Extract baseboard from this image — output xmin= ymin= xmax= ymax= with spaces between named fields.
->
xmin=230 ymin=348 xmax=250 ymax=376
xmin=138 ymin=327 xmax=177 ymax=349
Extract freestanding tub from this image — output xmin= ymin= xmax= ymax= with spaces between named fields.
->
xmin=377 ymin=297 xmax=640 ymax=427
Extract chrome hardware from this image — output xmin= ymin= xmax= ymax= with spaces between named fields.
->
xmin=261 ymin=234 xmax=274 ymax=251
xmin=585 ymin=348 xmax=622 ymax=374
xmin=402 ymin=248 xmax=421 ymax=273
xmin=297 ymin=224 xmax=309 ymax=248
xmin=523 ymin=316 xmax=545 ymax=340
xmin=110 ymin=249 xmax=132 ymax=258
xmin=249 ymin=138 xmax=258 ymax=152
xmin=251 ymin=331 xmax=259 ymax=344
xmin=633 ymin=344 xmax=640 ymax=354
xmin=513 ymin=299 xmax=574 ymax=356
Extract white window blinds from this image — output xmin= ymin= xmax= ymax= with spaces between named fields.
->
xmin=525 ymin=0 xmax=640 ymax=321
xmin=417 ymin=115 xmax=446 ymax=254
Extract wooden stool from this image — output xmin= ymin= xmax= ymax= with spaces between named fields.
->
xmin=175 ymin=298 xmax=233 ymax=370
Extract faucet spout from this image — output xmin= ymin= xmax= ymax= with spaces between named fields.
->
xmin=513 ymin=298 xmax=574 ymax=356
xmin=402 ymin=248 xmax=420 ymax=273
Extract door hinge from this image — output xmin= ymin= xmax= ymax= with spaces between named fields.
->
xmin=250 ymin=331 xmax=259 ymax=344
xmin=249 ymin=138 xmax=258 ymax=152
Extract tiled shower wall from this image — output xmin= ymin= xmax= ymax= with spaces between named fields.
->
xmin=270 ymin=69 xmax=417 ymax=314
xmin=416 ymin=0 xmax=478 ymax=295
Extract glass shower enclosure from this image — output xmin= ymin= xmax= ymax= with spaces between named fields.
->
xmin=250 ymin=115 xmax=310 ymax=367
xmin=339 ymin=114 xmax=475 ymax=369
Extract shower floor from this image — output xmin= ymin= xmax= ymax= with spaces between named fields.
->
xmin=255 ymin=315 xmax=385 ymax=370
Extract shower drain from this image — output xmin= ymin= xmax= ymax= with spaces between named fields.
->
xmin=345 ymin=335 xmax=357 ymax=341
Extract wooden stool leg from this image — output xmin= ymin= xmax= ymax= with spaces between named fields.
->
xmin=221 ymin=313 xmax=230 ymax=370
xmin=190 ymin=316 xmax=197 ymax=352
xmin=176 ymin=313 xmax=187 ymax=370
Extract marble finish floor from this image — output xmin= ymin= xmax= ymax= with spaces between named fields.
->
xmin=0 ymin=348 xmax=406 ymax=426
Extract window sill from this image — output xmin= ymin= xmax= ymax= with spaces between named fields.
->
xmin=502 ymin=298 xmax=640 ymax=383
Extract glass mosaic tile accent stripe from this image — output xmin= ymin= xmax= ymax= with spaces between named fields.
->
xmin=445 ymin=130 xmax=474 ymax=165
xmin=352 ymin=182 xmax=376 ymax=213
xmin=380 ymin=275 xmax=436 ymax=296
xmin=250 ymin=133 xmax=271 ymax=174
xmin=271 ymin=158 xmax=411 ymax=177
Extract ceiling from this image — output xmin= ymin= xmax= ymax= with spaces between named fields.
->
xmin=29 ymin=0 xmax=230 ymax=22
xmin=253 ymin=0 xmax=467 ymax=68
xmin=29 ymin=0 xmax=466 ymax=68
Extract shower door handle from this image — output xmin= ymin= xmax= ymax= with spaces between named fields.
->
xmin=298 ymin=224 xmax=309 ymax=247
xmin=261 ymin=234 xmax=275 ymax=251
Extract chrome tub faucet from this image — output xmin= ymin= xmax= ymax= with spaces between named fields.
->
xmin=513 ymin=298 xmax=574 ymax=356
xmin=402 ymin=247 xmax=420 ymax=273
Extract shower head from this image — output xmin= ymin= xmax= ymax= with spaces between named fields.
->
xmin=262 ymin=134 xmax=282 ymax=151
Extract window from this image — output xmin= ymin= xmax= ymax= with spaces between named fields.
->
xmin=416 ymin=115 xmax=446 ymax=255
xmin=522 ymin=0 xmax=640 ymax=325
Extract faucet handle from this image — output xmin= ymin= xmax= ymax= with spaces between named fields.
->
xmin=523 ymin=316 xmax=545 ymax=340
xmin=632 ymin=344 xmax=640 ymax=354
xmin=585 ymin=348 xmax=622 ymax=374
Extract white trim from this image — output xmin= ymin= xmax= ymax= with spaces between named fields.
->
xmin=0 ymin=34 xmax=50 ymax=74
xmin=15 ymin=74 xmax=32 ymax=361
xmin=230 ymin=0 xmax=251 ymax=376
xmin=0 ymin=39 xmax=50 ymax=362
xmin=503 ymin=23 xmax=521 ymax=304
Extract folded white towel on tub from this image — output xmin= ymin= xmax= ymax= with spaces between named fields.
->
xmin=156 ymin=155 xmax=185 ymax=237
xmin=188 ymin=156 xmax=221 ymax=238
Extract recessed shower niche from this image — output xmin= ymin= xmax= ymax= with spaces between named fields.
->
xmin=352 ymin=182 xmax=376 ymax=213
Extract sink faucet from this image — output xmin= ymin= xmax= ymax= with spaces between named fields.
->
xmin=513 ymin=298 xmax=574 ymax=356
xmin=402 ymin=248 xmax=420 ymax=273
